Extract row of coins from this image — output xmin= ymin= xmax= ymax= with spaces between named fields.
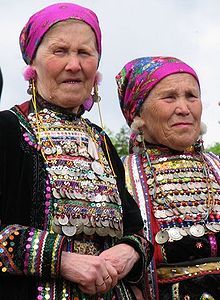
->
xmin=155 ymin=222 xmax=220 ymax=244
xmin=149 ymin=182 xmax=219 ymax=197
xmin=153 ymin=203 xmax=220 ymax=219
xmin=47 ymin=161 xmax=115 ymax=182
xmin=152 ymin=192 xmax=220 ymax=206
xmin=52 ymin=214 xmax=123 ymax=238
xmin=147 ymin=171 xmax=206 ymax=183
xmin=52 ymin=188 xmax=122 ymax=205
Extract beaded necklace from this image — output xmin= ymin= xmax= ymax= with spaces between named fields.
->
xmin=142 ymin=143 xmax=220 ymax=244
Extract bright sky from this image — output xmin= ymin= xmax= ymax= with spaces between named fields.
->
xmin=1 ymin=0 xmax=220 ymax=147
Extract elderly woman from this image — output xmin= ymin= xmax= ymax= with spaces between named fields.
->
xmin=116 ymin=56 xmax=220 ymax=299
xmin=0 ymin=3 xmax=153 ymax=300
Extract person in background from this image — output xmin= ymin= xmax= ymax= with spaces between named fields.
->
xmin=0 ymin=3 xmax=153 ymax=300
xmin=116 ymin=56 xmax=220 ymax=299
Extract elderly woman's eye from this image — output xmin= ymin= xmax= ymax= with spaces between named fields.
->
xmin=187 ymin=92 xmax=198 ymax=100
xmin=163 ymin=95 xmax=174 ymax=101
xmin=54 ymin=48 xmax=66 ymax=55
xmin=78 ymin=49 xmax=90 ymax=56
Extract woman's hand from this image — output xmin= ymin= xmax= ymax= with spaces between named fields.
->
xmin=99 ymin=243 xmax=140 ymax=280
xmin=60 ymin=251 xmax=118 ymax=295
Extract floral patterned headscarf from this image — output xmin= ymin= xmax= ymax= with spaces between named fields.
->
xmin=116 ymin=56 xmax=199 ymax=127
xmin=19 ymin=2 xmax=102 ymax=64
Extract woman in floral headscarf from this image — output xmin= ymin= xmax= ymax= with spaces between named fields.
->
xmin=116 ymin=56 xmax=220 ymax=299
xmin=0 ymin=3 xmax=153 ymax=300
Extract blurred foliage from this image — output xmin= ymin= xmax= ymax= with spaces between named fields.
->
xmin=105 ymin=126 xmax=130 ymax=157
xmin=205 ymin=143 xmax=220 ymax=155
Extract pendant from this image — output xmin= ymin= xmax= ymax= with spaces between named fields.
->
xmin=155 ymin=230 xmax=169 ymax=244
xmin=189 ymin=224 xmax=205 ymax=237
xmin=88 ymin=138 xmax=99 ymax=160
xmin=91 ymin=161 xmax=104 ymax=175
xmin=62 ymin=225 xmax=77 ymax=236
xmin=168 ymin=227 xmax=182 ymax=241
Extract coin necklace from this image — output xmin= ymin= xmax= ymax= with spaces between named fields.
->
xmin=143 ymin=146 xmax=216 ymax=244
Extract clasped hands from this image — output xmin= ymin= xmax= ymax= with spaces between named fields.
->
xmin=60 ymin=243 xmax=139 ymax=295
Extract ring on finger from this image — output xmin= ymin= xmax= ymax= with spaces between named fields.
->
xmin=95 ymin=281 xmax=105 ymax=287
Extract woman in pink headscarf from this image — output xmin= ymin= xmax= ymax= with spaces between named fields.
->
xmin=0 ymin=4 xmax=153 ymax=299
xmin=116 ymin=56 xmax=220 ymax=299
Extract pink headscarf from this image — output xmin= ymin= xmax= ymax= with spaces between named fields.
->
xmin=116 ymin=56 xmax=199 ymax=126
xmin=19 ymin=2 xmax=102 ymax=64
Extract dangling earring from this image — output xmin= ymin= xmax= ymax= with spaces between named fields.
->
xmin=92 ymin=82 xmax=101 ymax=103
xmin=129 ymin=117 xmax=145 ymax=154
xmin=23 ymin=65 xmax=37 ymax=95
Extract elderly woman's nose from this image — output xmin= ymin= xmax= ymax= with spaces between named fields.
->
xmin=175 ymin=98 xmax=190 ymax=115
xmin=65 ymin=54 xmax=81 ymax=72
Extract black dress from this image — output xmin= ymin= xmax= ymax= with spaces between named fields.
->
xmin=0 ymin=100 xmax=153 ymax=300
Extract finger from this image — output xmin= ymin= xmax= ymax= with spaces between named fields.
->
xmin=78 ymin=283 xmax=96 ymax=295
xmin=95 ymin=280 xmax=107 ymax=293
xmin=105 ymin=260 xmax=118 ymax=289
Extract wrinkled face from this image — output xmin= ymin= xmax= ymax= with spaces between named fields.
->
xmin=140 ymin=73 xmax=202 ymax=151
xmin=32 ymin=20 xmax=99 ymax=112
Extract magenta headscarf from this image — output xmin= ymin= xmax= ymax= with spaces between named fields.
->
xmin=19 ymin=2 xmax=102 ymax=64
xmin=116 ymin=56 xmax=199 ymax=127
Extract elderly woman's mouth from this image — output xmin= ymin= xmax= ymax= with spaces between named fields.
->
xmin=172 ymin=122 xmax=193 ymax=126
xmin=62 ymin=79 xmax=82 ymax=84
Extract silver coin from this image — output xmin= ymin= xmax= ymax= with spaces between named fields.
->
xmin=155 ymin=230 xmax=169 ymax=244
xmin=181 ymin=183 xmax=188 ymax=191
xmin=52 ymin=223 xmax=62 ymax=234
xmin=59 ymin=188 xmax=66 ymax=198
xmin=156 ymin=174 xmax=164 ymax=181
xmin=212 ymin=182 xmax=220 ymax=189
xmin=197 ymin=205 xmax=205 ymax=213
xmin=109 ymin=228 xmax=117 ymax=237
xmin=44 ymin=147 xmax=52 ymax=155
xmin=165 ymin=209 xmax=174 ymax=217
xmin=177 ymin=207 xmax=186 ymax=215
xmin=58 ymin=215 xmax=69 ymax=225
xmin=154 ymin=210 xmax=161 ymax=219
xmin=83 ymin=226 xmax=96 ymax=235
xmin=205 ymin=223 xmax=217 ymax=232
xmin=96 ymin=227 xmax=107 ymax=237
xmin=213 ymin=205 xmax=220 ymax=212
xmin=53 ymin=216 xmax=60 ymax=226
xmin=189 ymin=224 xmax=205 ymax=237
xmin=184 ymin=206 xmax=192 ymax=214
xmin=190 ymin=206 xmax=199 ymax=214
xmin=101 ymin=219 xmax=109 ymax=227
xmin=168 ymin=228 xmax=182 ymax=241
xmin=179 ymin=227 xmax=188 ymax=236
xmin=62 ymin=225 xmax=76 ymax=236
xmin=159 ymin=210 xmax=168 ymax=219
xmin=212 ymin=223 xmax=220 ymax=231
xmin=81 ymin=216 xmax=90 ymax=226
xmin=76 ymin=224 xmax=84 ymax=234
xmin=69 ymin=215 xmax=77 ymax=226
xmin=87 ymin=171 xmax=96 ymax=180
xmin=108 ymin=175 xmax=117 ymax=185
xmin=91 ymin=161 xmax=104 ymax=175
xmin=52 ymin=189 xmax=61 ymax=199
